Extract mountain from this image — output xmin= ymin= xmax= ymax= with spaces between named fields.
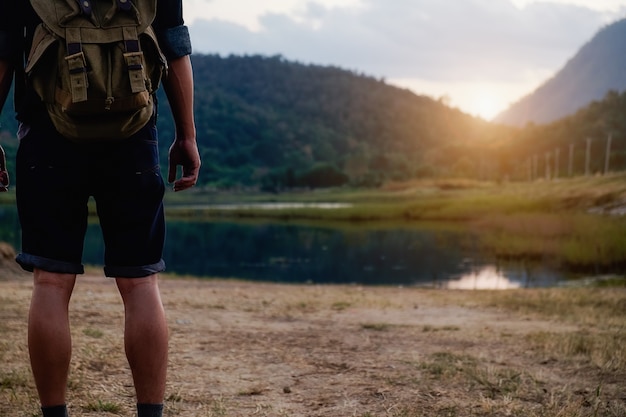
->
xmin=494 ymin=18 xmax=626 ymax=127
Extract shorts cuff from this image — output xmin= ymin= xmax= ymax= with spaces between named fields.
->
xmin=104 ymin=259 xmax=166 ymax=278
xmin=16 ymin=253 xmax=85 ymax=275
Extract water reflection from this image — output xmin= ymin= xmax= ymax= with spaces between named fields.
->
xmin=157 ymin=221 xmax=562 ymax=288
xmin=174 ymin=202 xmax=352 ymax=210
xmin=444 ymin=266 xmax=523 ymax=290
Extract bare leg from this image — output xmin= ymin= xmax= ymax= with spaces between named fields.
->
xmin=116 ymin=275 xmax=168 ymax=404
xmin=28 ymin=270 xmax=76 ymax=407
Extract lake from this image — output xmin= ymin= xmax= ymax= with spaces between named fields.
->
xmin=0 ymin=204 xmax=568 ymax=289
xmin=164 ymin=220 xmax=567 ymax=289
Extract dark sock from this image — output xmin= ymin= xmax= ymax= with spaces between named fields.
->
xmin=41 ymin=405 xmax=68 ymax=417
xmin=137 ymin=403 xmax=164 ymax=417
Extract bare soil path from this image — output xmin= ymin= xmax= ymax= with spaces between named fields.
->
xmin=1 ymin=272 xmax=624 ymax=417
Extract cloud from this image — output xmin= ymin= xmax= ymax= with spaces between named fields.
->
xmin=187 ymin=0 xmax=625 ymax=115
xmin=188 ymin=0 xmax=615 ymax=79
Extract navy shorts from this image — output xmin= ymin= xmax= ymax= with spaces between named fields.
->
xmin=15 ymin=117 xmax=166 ymax=278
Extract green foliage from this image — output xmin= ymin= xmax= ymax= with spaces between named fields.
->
xmin=295 ymin=162 xmax=348 ymax=189
xmin=156 ymin=54 xmax=492 ymax=188
xmin=162 ymin=55 xmax=626 ymax=187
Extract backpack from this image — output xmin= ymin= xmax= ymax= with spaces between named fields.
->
xmin=26 ymin=0 xmax=167 ymax=142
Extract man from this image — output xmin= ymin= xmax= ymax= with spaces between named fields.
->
xmin=0 ymin=1 xmax=201 ymax=417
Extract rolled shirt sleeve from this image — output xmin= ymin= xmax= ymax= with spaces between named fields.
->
xmin=156 ymin=25 xmax=192 ymax=60
xmin=153 ymin=0 xmax=192 ymax=60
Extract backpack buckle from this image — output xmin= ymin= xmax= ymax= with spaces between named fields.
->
xmin=75 ymin=0 xmax=93 ymax=16
xmin=117 ymin=0 xmax=132 ymax=12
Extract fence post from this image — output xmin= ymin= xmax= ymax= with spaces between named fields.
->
xmin=585 ymin=137 xmax=592 ymax=176
xmin=568 ymin=143 xmax=574 ymax=177
xmin=605 ymin=133 xmax=612 ymax=175
xmin=554 ymin=148 xmax=560 ymax=179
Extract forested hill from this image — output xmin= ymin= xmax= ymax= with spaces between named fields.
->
xmin=156 ymin=54 xmax=499 ymax=188
xmin=0 ymin=54 xmax=529 ymax=189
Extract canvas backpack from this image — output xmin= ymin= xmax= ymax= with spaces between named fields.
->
xmin=26 ymin=0 xmax=166 ymax=142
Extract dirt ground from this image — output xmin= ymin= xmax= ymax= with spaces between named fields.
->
xmin=1 ymin=269 xmax=625 ymax=417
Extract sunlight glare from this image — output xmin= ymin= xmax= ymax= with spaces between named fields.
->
xmin=390 ymin=78 xmax=526 ymax=121
xmin=470 ymin=91 xmax=502 ymax=121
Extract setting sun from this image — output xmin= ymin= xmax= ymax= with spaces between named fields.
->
xmin=471 ymin=91 xmax=503 ymax=121
xmin=390 ymin=78 xmax=521 ymax=122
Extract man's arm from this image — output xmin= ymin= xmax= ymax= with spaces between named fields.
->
xmin=0 ymin=59 xmax=14 ymax=112
xmin=163 ymin=54 xmax=200 ymax=192
xmin=152 ymin=0 xmax=199 ymax=191
xmin=0 ymin=59 xmax=14 ymax=191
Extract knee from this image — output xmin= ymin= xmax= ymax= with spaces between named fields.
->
xmin=33 ymin=269 xmax=76 ymax=295
xmin=116 ymin=274 xmax=159 ymax=298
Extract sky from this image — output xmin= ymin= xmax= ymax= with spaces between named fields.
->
xmin=183 ymin=0 xmax=626 ymax=120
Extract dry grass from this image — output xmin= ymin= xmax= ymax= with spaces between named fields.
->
xmin=0 ymin=273 xmax=625 ymax=417
xmin=472 ymin=288 xmax=626 ymax=373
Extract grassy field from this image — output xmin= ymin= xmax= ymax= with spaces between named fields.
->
xmin=163 ymin=174 xmax=626 ymax=219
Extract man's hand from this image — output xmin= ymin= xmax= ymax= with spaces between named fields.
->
xmin=168 ymin=139 xmax=200 ymax=192
xmin=0 ymin=145 xmax=8 ymax=192
xmin=0 ymin=171 xmax=8 ymax=192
